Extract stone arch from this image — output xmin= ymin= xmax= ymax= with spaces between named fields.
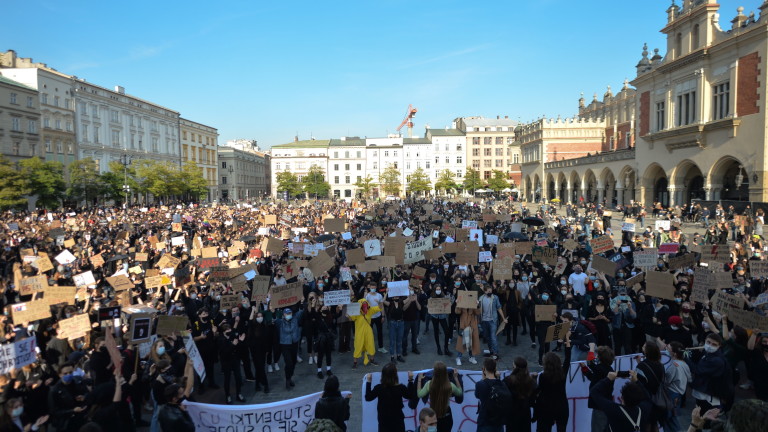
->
xmin=599 ymin=167 xmax=617 ymax=206
xmin=617 ymin=165 xmax=637 ymax=205
xmin=524 ymin=175 xmax=532 ymax=202
xmin=670 ymin=159 xmax=705 ymax=204
xmin=708 ymin=156 xmax=749 ymax=201
xmin=545 ymin=172 xmax=556 ymax=201
xmin=569 ymin=170 xmax=581 ymax=203
xmin=642 ymin=163 xmax=669 ymax=207
xmin=557 ymin=172 xmax=568 ymax=201
xmin=583 ymin=169 xmax=598 ymax=203
xmin=533 ymin=173 xmax=542 ymax=202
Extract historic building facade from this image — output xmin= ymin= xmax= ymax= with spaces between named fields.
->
xmin=0 ymin=75 xmax=40 ymax=164
xmin=180 ymin=118 xmax=218 ymax=201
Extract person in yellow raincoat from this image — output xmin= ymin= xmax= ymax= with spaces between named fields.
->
xmin=349 ymin=298 xmax=380 ymax=368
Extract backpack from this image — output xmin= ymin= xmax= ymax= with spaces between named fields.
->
xmin=580 ymin=319 xmax=598 ymax=336
xmin=482 ymin=379 xmax=512 ymax=426
xmin=643 ymin=363 xmax=674 ymax=413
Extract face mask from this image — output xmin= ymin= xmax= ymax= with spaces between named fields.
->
xmin=369 ymin=288 xmax=376 ymax=293
xmin=657 ymin=263 xmax=664 ymax=268
xmin=318 ymin=283 xmax=324 ymax=288
xmin=703 ymin=343 xmax=717 ymax=354
xmin=617 ymin=273 xmax=624 ymax=278
xmin=580 ymin=260 xmax=587 ymax=265
xmin=156 ymin=346 xmax=166 ymax=356
xmin=444 ymin=265 xmax=449 ymax=269
xmin=541 ymin=294 xmax=549 ymax=301
xmin=675 ymin=298 xmax=682 ymax=303
xmin=285 ymin=314 xmax=293 ymax=321
xmin=435 ymin=290 xmax=442 ymax=296
xmin=561 ymin=290 xmax=567 ymax=295
xmin=11 ymin=407 xmax=23 ymax=418
xmin=486 ymin=292 xmax=492 ymax=297
xmin=522 ymin=276 xmax=528 ymax=281
xmin=589 ymin=276 xmax=596 ymax=281
xmin=670 ymin=325 xmax=679 ymax=330
xmin=619 ymin=295 xmax=629 ymax=301
xmin=430 ymin=279 xmax=436 ymax=283
xmin=560 ymin=280 xmax=566 ymax=285
xmin=256 ymin=317 xmax=264 ymax=324
xmin=702 ymin=322 xmax=710 ymax=331
xmin=594 ymin=282 xmax=600 ymax=288
xmin=454 ymin=281 xmax=461 ymax=287
xmin=61 ymin=374 xmax=73 ymax=384
xmin=215 ymin=295 xmax=221 ymax=301
xmin=427 ymin=427 xmax=437 ymax=432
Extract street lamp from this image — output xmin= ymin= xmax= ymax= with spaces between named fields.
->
xmin=119 ymin=154 xmax=132 ymax=208
xmin=735 ymin=165 xmax=746 ymax=201
xmin=228 ymin=165 xmax=234 ymax=202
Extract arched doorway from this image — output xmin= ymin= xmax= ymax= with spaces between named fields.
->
xmin=655 ymin=177 xmax=669 ymax=206
xmin=583 ymin=170 xmax=598 ymax=203
xmin=600 ymin=167 xmax=617 ymax=206
xmin=569 ymin=171 xmax=580 ymax=203
xmin=672 ymin=160 xmax=705 ymax=205
xmin=711 ymin=158 xmax=750 ymax=201
xmin=558 ymin=173 xmax=567 ymax=202
xmin=619 ymin=165 xmax=636 ymax=205
xmin=547 ymin=173 xmax=556 ymax=201
xmin=642 ymin=163 xmax=668 ymax=207
xmin=524 ymin=176 xmax=532 ymax=202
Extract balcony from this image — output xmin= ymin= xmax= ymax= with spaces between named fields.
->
xmin=642 ymin=117 xmax=741 ymax=151
xmin=545 ymin=148 xmax=635 ymax=169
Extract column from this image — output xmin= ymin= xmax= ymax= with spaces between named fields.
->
xmin=667 ymin=185 xmax=678 ymax=207
xmin=597 ymin=187 xmax=605 ymax=204
xmin=616 ymin=187 xmax=625 ymax=207
xmin=566 ymin=186 xmax=573 ymax=204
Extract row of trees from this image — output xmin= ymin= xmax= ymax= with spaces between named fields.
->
xmin=0 ymin=156 xmax=210 ymax=210
xmin=274 ymin=164 xmax=513 ymax=199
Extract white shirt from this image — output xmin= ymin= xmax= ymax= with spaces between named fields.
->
xmin=365 ymin=292 xmax=383 ymax=318
xmin=568 ymin=272 xmax=589 ymax=296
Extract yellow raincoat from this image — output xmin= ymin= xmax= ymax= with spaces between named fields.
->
xmin=350 ymin=299 xmax=380 ymax=364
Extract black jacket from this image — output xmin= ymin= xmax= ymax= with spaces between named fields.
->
xmin=314 ymin=394 xmax=350 ymax=431
xmin=581 ymin=361 xmax=614 ymax=409
xmin=158 ymin=403 xmax=195 ymax=432
xmin=590 ymin=378 xmax=652 ymax=432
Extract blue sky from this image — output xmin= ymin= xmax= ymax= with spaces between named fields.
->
xmin=4 ymin=0 xmax=747 ymax=148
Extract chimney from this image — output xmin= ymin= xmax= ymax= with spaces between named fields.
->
xmin=114 ymin=86 xmax=125 ymax=95
xmin=294 ymin=135 xmax=299 ymax=142
xmin=497 ymin=115 xmax=500 ymax=119
xmin=505 ymin=116 xmax=508 ymax=119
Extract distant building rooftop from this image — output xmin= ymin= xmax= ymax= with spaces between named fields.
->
xmin=461 ymin=116 xmax=518 ymax=127
xmin=329 ymin=137 xmax=366 ymax=147
xmin=271 ymin=139 xmax=330 ymax=149
xmin=426 ymin=128 xmax=464 ymax=137
xmin=0 ymin=75 xmax=36 ymax=91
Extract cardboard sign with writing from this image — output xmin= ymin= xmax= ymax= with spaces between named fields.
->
xmin=202 ymin=247 xmax=219 ymax=259
xmin=535 ymin=305 xmax=557 ymax=322
xmin=562 ymin=239 xmax=579 ymax=251
xmin=89 ymin=254 xmax=105 ymax=268
xmin=701 ymin=245 xmax=727 ymax=265
xmin=711 ymin=290 xmax=745 ymax=314
xmin=251 ymin=276 xmax=271 ymax=303
xmin=478 ymin=251 xmax=493 ymax=263
xmin=172 ymin=222 xmax=182 ymax=232
xmin=309 ymin=250 xmax=335 ymax=276
xmin=10 ymin=299 xmax=51 ymax=323
xmin=207 ymin=266 xmax=230 ymax=283
xmin=591 ymin=255 xmax=617 ymax=275
xmin=32 ymin=256 xmax=54 ymax=273
xmin=323 ymin=289 xmax=351 ymax=306
xmin=219 ymin=295 xmax=240 ymax=311
xmin=107 ymin=275 xmax=134 ymax=292
xmin=58 ymin=313 xmax=91 ymax=340
xmin=264 ymin=214 xmax=277 ymax=225
xmin=455 ymin=249 xmax=478 ymax=266
xmin=427 ymin=298 xmax=451 ymax=315
xmin=515 ymin=241 xmax=533 ymax=255
xmin=134 ymin=253 xmax=148 ymax=262
xmin=712 ymin=271 xmax=733 ymax=289
xmin=323 ymin=218 xmax=345 ymax=233
xmin=532 ymin=246 xmax=558 ymax=266
xmin=156 ymin=315 xmax=189 ymax=336
xmin=144 ymin=275 xmax=164 ymax=290
xmin=727 ymin=307 xmax=768 ymax=331
xmin=633 ymin=249 xmax=658 ymax=268
xmin=589 ymin=235 xmax=614 ymax=254
xmin=73 ymin=271 xmax=96 ymax=288
xmin=496 ymin=243 xmax=516 ymax=259
xmin=658 ymin=243 xmax=680 ymax=254
xmin=404 ymin=238 xmax=432 ymax=265
xmin=19 ymin=275 xmax=47 ymax=296
xmin=691 ymin=269 xmax=713 ymax=303
xmin=456 ymin=291 xmax=478 ymax=309
xmin=384 ymin=237 xmax=406 ymax=264
xmin=157 ymin=254 xmax=180 ymax=270
xmin=356 ymin=260 xmax=380 ymax=273
xmin=751 ymin=261 xmax=768 ymax=279
xmin=270 ymin=282 xmax=303 ymax=308
xmin=668 ymin=253 xmax=695 ymax=270
xmin=45 ymin=286 xmax=76 ymax=305
xmin=375 ymin=255 xmax=396 ymax=268
xmin=364 ymin=240 xmax=382 ymax=257
xmin=345 ymin=248 xmax=366 ymax=266
xmin=644 ymin=271 xmax=676 ymax=300
xmin=545 ymin=323 xmax=566 ymax=342
xmin=621 ymin=222 xmax=636 ymax=232
xmin=625 ymin=272 xmax=645 ymax=290
xmin=264 ymin=237 xmax=283 ymax=255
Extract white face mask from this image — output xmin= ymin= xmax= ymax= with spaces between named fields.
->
xmin=435 ymin=290 xmax=442 ymax=296
xmin=256 ymin=317 xmax=264 ymax=324
xmin=703 ymin=342 xmax=717 ymax=354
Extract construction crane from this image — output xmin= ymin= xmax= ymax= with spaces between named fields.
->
xmin=396 ymin=104 xmax=418 ymax=138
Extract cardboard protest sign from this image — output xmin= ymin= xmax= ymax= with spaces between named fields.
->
xmin=144 ymin=275 xmax=164 ymax=290
xmin=752 ymin=261 xmax=768 ymax=278
xmin=644 ymin=271 xmax=676 ymax=300
xmin=621 ymin=222 xmax=636 ymax=232
xmin=691 ymin=268 xmax=713 ymax=303
xmin=73 ymin=271 xmax=96 ymax=288
xmin=264 ymin=214 xmax=277 ymax=225
xmin=515 ymin=241 xmax=533 ymax=255
xmin=132 ymin=252 xmax=148 ymax=262
xmin=308 ymin=250 xmax=335 ymax=276
xmin=492 ymin=258 xmax=513 ymax=280
xmin=107 ymin=275 xmax=134 ymax=292
xmin=658 ymin=243 xmax=680 ymax=254
xmin=129 ymin=314 xmax=152 ymax=344
xmin=156 ymin=316 xmax=189 ymax=336
xmin=455 ymin=250 xmax=479 ymax=266
xmin=404 ymin=238 xmax=432 ymax=265
xmin=701 ymin=245 xmax=727 ymax=265
xmin=157 ymin=254 xmax=180 ymax=270
xmin=0 ymin=338 xmax=37 ymax=374
xmin=323 ymin=218 xmax=345 ymax=233
xmin=219 ymin=295 xmax=240 ymax=311
xmin=384 ymin=237 xmax=407 ymax=265
xmin=535 ymin=305 xmax=557 ymax=322
xmin=711 ymin=290 xmax=745 ymax=314
xmin=249 ymin=275 xmax=271 ymax=303
xmin=19 ymin=275 xmax=47 ymax=296
xmin=727 ymin=307 xmax=768 ymax=331
xmin=58 ymin=314 xmax=91 ymax=340
xmin=63 ymin=238 xmax=75 ymax=248
xmin=456 ymin=291 xmax=478 ymax=309
xmin=625 ymin=272 xmax=645 ymax=290
xmin=265 ymin=237 xmax=283 ymax=255
xmin=589 ymin=235 xmax=614 ymax=254
xmin=668 ymin=253 xmax=695 ymax=270
xmin=387 ymin=280 xmax=409 ymax=297
xmin=562 ymin=239 xmax=579 ymax=251
xmin=712 ymin=271 xmax=734 ymax=289
xmin=270 ymin=282 xmax=303 ymax=308
xmin=87 ymin=253 xmax=104 ymax=268
xmin=591 ymin=255 xmax=617 ymax=275
xmin=364 ymin=240 xmax=382 ymax=257
xmin=346 ymin=302 xmax=361 ymax=317
xmin=532 ymin=246 xmax=558 ymax=266
xmin=55 ymin=249 xmax=77 ymax=265
xmin=32 ymin=256 xmax=54 ymax=273
xmin=202 ymin=247 xmax=219 ymax=259
xmin=545 ymin=323 xmax=566 ymax=342
xmin=461 ymin=220 xmax=478 ymax=229
xmin=427 ymin=298 xmax=451 ymax=315
xmin=45 ymin=286 xmax=76 ymax=305
xmin=322 ymin=290 xmax=351 ymax=306
xmin=496 ymin=243 xmax=516 ymax=259
xmin=633 ymin=249 xmax=657 ymax=268
xmin=10 ymin=299 xmax=51 ymax=323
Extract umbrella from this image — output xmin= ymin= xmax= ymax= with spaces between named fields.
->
xmin=430 ymin=219 xmax=444 ymax=226
xmin=108 ymin=254 xmax=129 ymax=262
xmin=360 ymin=225 xmax=373 ymax=230
xmin=501 ymin=188 xmax=513 ymax=193
xmin=503 ymin=232 xmax=528 ymax=241
xmin=355 ymin=215 xmax=368 ymax=221
xmin=314 ymin=234 xmax=336 ymax=242
xmin=239 ymin=235 xmax=257 ymax=242
xmin=522 ymin=217 xmax=545 ymax=226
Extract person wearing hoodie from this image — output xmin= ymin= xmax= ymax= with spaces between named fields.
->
xmin=273 ymin=306 xmax=304 ymax=390
xmin=688 ymin=333 xmax=733 ymax=413
xmin=349 ymin=299 xmax=379 ymax=368
xmin=580 ymin=346 xmax=615 ymax=432
xmin=314 ymin=375 xmax=351 ymax=431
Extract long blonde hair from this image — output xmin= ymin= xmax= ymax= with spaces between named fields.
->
xmin=429 ymin=361 xmax=452 ymax=418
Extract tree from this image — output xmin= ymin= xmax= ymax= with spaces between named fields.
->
xmin=68 ymin=158 xmax=105 ymax=205
xmin=302 ymin=165 xmax=331 ymax=198
xmin=19 ymin=157 xmax=65 ymax=209
xmin=100 ymin=160 xmax=139 ymax=204
xmin=462 ymin=166 xmax=484 ymax=194
xmin=0 ymin=157 xmax=29 ymax=210
xmin=354 ymin=175 xmax=376 ymax=198
xmin=487 ymin=170 xmax=511 ymax=192
xmin=179 ymin=161 xmax=210 ymax=201
xmin=276 ymin=171 xmax=302 ymax=198
xmin=406 ymin=167 xmax=431 ymax=196
xmin=434 ymin=169 xmax=459 ymax=196
xmin=379 ymin=164 xmax=402 ymax=196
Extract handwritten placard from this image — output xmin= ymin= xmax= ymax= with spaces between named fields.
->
xmin=270 ymin=282 xmax=303 ymax=308
xmin=322 ymin=289 xmax=351 ymax=306
xmin=589 ymin=235 xmax=614 ymax=254
xmin=427 ymin=298 xmax=451 ymax=315
xmin=456 ymin=290 xmax=478 ymax=309
xmin=535 ymin=304 xmax=557 ymax=322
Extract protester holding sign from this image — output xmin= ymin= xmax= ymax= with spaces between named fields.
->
xmin=416 ymin=361 xmax=463 ymax=432
xmin=364 ymin=363 xmax=415 ymax=432
xmin=274 ymin=307 xmax=303 ymax=390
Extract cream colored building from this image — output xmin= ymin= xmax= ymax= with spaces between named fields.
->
xmin=329 ymin=137 xmax=366 ymax=199
xmin=0 ymin=64 xmax=77 ymax=177
xmin=180 ymin=118 xmax=218 ymax=201
xmin=456 ymin=116 xmax=518 ymax=181
xmin=219 ymin=144 xmax=270 ymax=201
xmin=0 ymin=75 xmax=40 ymax=164
xmin=269 ymin=139 xmax=330 ymax=198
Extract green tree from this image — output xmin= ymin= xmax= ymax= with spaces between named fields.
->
xmin=19 ymin=157 xmax=66 ymax=209
xmin=434 ymin=169 xmax=458 ymax=196
xmin=379 ymin=164 xmax=402 ymax=196
xmin=179 ymin=161 xmax=210 ymax=201
xmin=354 ymin=175 xmax=376 ymax=198
xmin=0 ymin=157 xmax=29 ymax=210
xmin=462 ymin=166 xmax=484 ymax=194
xmin=100 ymin=160 xmax=139 ymax=204
xmin=68 ymin=158 xmax=105 ymax=205
xmin=276 ymin=171 xmax=302 ymax=197
xmin=302 ymin=165 xmax=331 ymax=198
xmin=406 ymin=167 xmax=431 ymax=196
xmin=487 ymin=170 xmax=510 ymax=192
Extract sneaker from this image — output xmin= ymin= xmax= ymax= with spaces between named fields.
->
xmin=267 ymin=365 xmax=273 ymax=373
xmin=226 ymin=396 xmax=232 ymax=404
xmin=456 ymin=357 xmax=462 ymax=366
xmin=468 ymin=357 xmax=477 ymax=365
xmin=245 ymin=377 xmax=255 ymax=382
xmin=297 ymin=356 xmax=303 ymax=363
xmin=378 ymin=348 xmax=388 ymax=354
xmin=352 ymin=362 xmax=358 ymax=369
xmin=444 ymin=349 xmax=452 ymax=357
xmin=236 ymin=394 xmax=245 ymax=402
xmin=309 ymin=356 xmax=314 ymax=365
xmin=326 ymin=370 xmax=333 ymax=377
xmin=412 ymin=348 xmax=421 ymax=355
xmin=531 ymin=343 xmax=537 ymax=349
xmin=274 ymin=364 xmax=280 ymax=371
xmin=369 ymin=359 xmax=379 ymax=366
xmin=491 ymin=354 xmax=499 ymax=360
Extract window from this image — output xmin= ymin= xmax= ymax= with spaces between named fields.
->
xmin=333 ymin=190 xmax=341 ymax=198
xmin=11 ymin=117 xmax=20 ymax=131
xmin=393 ymin=162 xmax=398 ymax=169
xmin=345 ymin=176 xmax=350 ymax=183
xmin=112 ymin=130 xmax=120 ymax=146
xmin=445 ymin=144 xmax=449 ymax=151
xmin=484 ymin=149 xmax=492 ymax=156
xmin=472 ymin=160 xmax=480 ymax=168
xmin=495 ymin=148 xmax=503 ymax=156
xmin=456 ymin=170 xmax=462 ymax=177
xmin=357 ymin=151 xmax=361 ymax=158
xmin=676 ymin=91 xmax=696 ymax=126
xmin=13 ymin=142 xmax=20 ymax=155
xmin=344 ymin=151 xmax=349 ymax=158
xmin=372 ymin=162 xmax=377 ymax=169
xmin=472 ymin=137 xmax=480 ymax=145
xmin=334 ymin=152 xmax=338 ymax=158
xmin=285 ymin=163 xmax=290 ymax=170
xmin=484 ymin=171 xmax=492 ymax=179
xmin=692 ymin=24 xmax=700 ymax=50
xmin=356 ymin=164 xmax=361 ymax=170
xmin=30 ymin=144 xmax=36 ymax=156
xmin=434 ymin=144 xmax=439 ymax=152
xmin=43 ymin=117 xmax=50 ymax=128
xmin=152 ymin=137 xmax=158 ymax=152
xmin=345 ymin=164 xmax=350 ymax=170
xmin=495 ymin=137 xmax=503 ymax=145
xmin=483 ymin=137 xmax=492 ymax=145
xmin=55 ymin=119 xmax=61 ymax=130
xmin=222 ymin=161 xmax=227 ymax=169
xmin=472 ymin=149 xmax=479 ymax=156
xmin=42 ymin=94 xmax=49 ymax=105
xmin=45 ymin=139 xmax=52 ymax=153
xmin=445 ymin=157 xmax=449 ymax=164
xmin=222 ymin=176 xmax=228 ymax=185
xmin=66 ymin=121 xmax=72 ymax=132
xmin=56 ymin=140 xmax=63 ymax=154
xmin=334 ymin=176 xmax=339 ymax=184
xmin=675 ymin=32 xmax=682 ymax=57
xmin=54 ymin=96 xmax=60 ymax=107
xmin=507 ymin=137 xmax=514 ymax=145
xmin=26 ymin=96 xmax=33 ymax=108
xmin=457 ymin=143 xmax=462 ymax=151
xmin=384 ymin=151 xmax=389 ymax=157
xmin=713 ymin=82 xmax=730 ymax=120
xmin=484 ymin=160 xmax=492 ymax=168
xmin=94 ymin=125 xmax=101 ymax=143
xmin=92 ymin=105 xmax=99 ymax=118
xmin=64 ymin=98 xmax=71 ymax=109
xmin=344 ymin=190 xmax=352 ymax=198
xmin=357 ymin=176 xmax=362 ymax=182
xmin=513 ymin=154 xmax=519 ymax=164
xmin=406 ymin=162 xmax=411 ymax=169
xmin=334 ymin=164 xmax=339 ymax=171
xmin=372 ymin=151 xmax=377 ymax=157
xmin=393 ymin=151 xmax=398 ymax=157
xmin=435 ymin=156 xmax=439 ymax=164
xmin=609 ymin=136 xmax=615 ymax=151
xmin=274 ymin=162 xmax=280 ymax=170
xmin=79 ymin=102 xmax=86 ymax=114
xmin=9 ymin=93 xmax=17 ymax=104
xmin=495 ymin=160 xmax=503 ymax=167
xmin=655 ymin=101 xmax=665 ymax=131
xmin=457 ymin=156 xmax=463 ymax=164
xmin=426 ymin=161 xmax=430 ymax=169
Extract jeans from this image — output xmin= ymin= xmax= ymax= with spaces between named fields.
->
xmin=388 ymin=320 xmax=404 ymax=356
xmin=372 ymin=316 xmax=384 ymax=348
xmin=480 ymin=320 xmax=498 ymax=354
xmin=281 ymin=343 xmax=298 ymax=380
xmin=221 ymin=360 xmax=242 ymax=397
xmin=402 ymin=320 xmax=419 ymax=352
xmin=661 ymin=390 xmax=683 ymax=432
xmin=149 ymin=392 xmax=159 ymax=432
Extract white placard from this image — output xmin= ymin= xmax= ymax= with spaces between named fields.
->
xmin=183 ymin=335 xmax=206 ymax=381
xmin=73 ymin=271 xmax=96 ymax=288
xmin=55 ymin=249 xmax=77 ymax=265
xmin=655 ymin=220 xmax=671 ymax=231
xmin=364 ymin=239 xmax=382 ymax=257
xmin=462 ymin=220 xmax=478 ymax=229
xmin=403 ymin=228 xmax=413 ymax=236
xmin=478 ymin=251 xmax=493 ymax=263
xmin=342 ymin=232 xmax=353 ymax=240
xmin=470 ymin=229 xmax=483 ymax=246
xmin=322 ymin=289 xmax=351 ymax=306
xmin=621 ymin=222 xmax=636 ymax=232
xmin=404 ymin=238 xmax=432 ymax=265
xmin=171 ymin=236 xmax=185 ymax=246
xmin=386 ymin=280 xmax=409 ymax=297
xmin=486 ymin=234 xmax=499 ymax=245
xmin=0 ymin=338 xmax=37 ymax=374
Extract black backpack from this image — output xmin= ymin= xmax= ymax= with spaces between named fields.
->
xmin=482 ymin=379 xmax=512 ymax=426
